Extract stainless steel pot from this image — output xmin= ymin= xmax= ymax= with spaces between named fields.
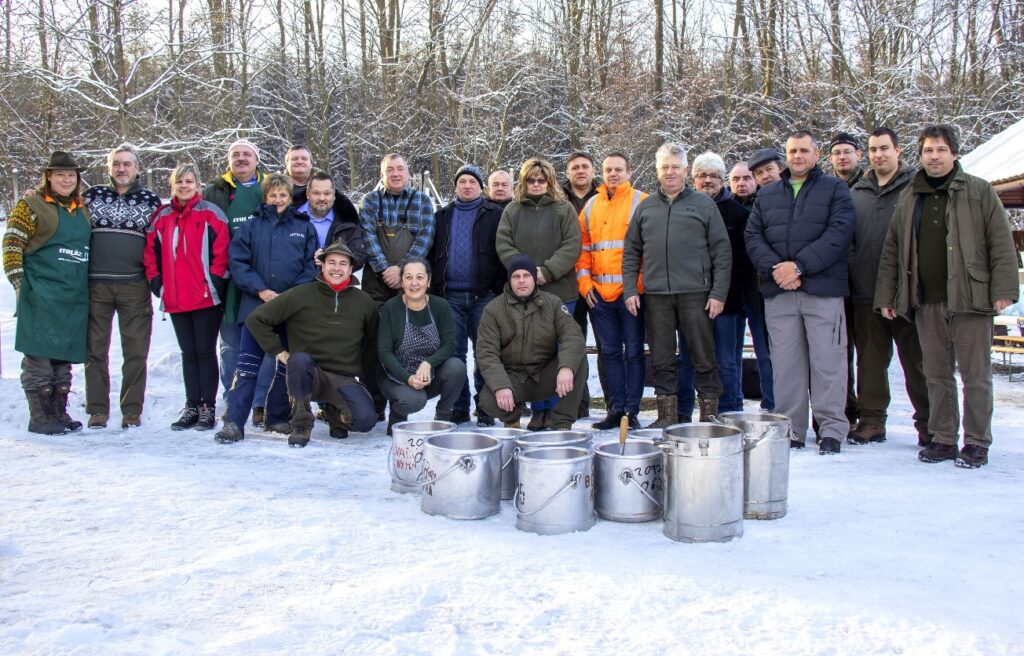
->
xmin=474 ymin=426 xmax=528 ymax=500
xmin=514 ymin=446 xmax=595 ymax=535
xmin=594 ymin=439 xmax=663 ymax=522
xmin=419 ymin=432 xmax=502 ymax=520
xmin=388 ymin=420 xmax=456 ymax=493
xmin=719 ymin=411 xmax=791 ymax=520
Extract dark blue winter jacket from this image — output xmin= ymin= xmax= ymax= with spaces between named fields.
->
xmin=229 ymin=203 xmax=319 ymax=323
xmin=744 ymin=166 xmax=854 ymax=298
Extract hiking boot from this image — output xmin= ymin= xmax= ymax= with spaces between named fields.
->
xmin=25 ymin=388 xmax=67 ymax=435
xmin=251 ymin=406 xmax=265 ymax=427
xmin=288 ymin=427 xmax=311 ymax=448
xmin=88 ymin=414 xmax=108 ymax=429
xmin=448 ymin=409 xmax=471 ymax=424
xmin=265 ymin=422 xmax=291 ymax=435
xmin=697 ymin=397 xmax=719 ymax=422
xmin=527 ymin=409 xmax=549 ymax=432
xmin=627 ymin=413 xmax=641 ymax=430
xmin=121 ymin=414 xmax=141 ymax=429
xmin=648 ymin=395 xmax=678 ymax=429
xmin=917 ymin=432 xmax=933 ymax=447
xmin=847 ymin=422 xmax=887 ymax=445
xmin=819 ymin=436 xmax=842 ymax=455
xmin=955 ymin=444 xmax=989 ymax=469
xmin=918 ymin=442 xmax=958 ymax=463
xmin=214 ymin=421 xmax=244 ymax=444
xmin=195 ymin=404 xmax=216 ymax=431
xmin=790 ymin=439 xmax=806 ymax=449
xmin=170 ymin=404 xmax=199 ymax=431
xmin=387 ymin=410 xmax=407 ymax=437
xmin=592 ymin=411 xmax=624 ymax=431
xmin=329 ymin=426 xmax=349 ymax=439
xmin=51 ymin=384 xmax=82 ymax=432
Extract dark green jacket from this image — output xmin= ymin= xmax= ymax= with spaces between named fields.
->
xmin=849 ymin=164 xmax=913 ymax=305
xmin=875 ymin=163 xmax=1019 ymax=318
xmin=622 ymin=187 xmax=732 ymax=301
xmin=475 ymin=286 xmax=585 ymax=392
xmin=377 ymin=294 xmax=457 ymax=382
xmin=246 ymin=276 xmax=377 ymax=379
xmin=496 ymin=195 xmax=582 ymax=303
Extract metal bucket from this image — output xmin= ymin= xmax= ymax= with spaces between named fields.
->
xmin=388 ymin=420 xmax=456 ymax=493
xmin=594 ymin=439 xmax=664 ymax=522
xmin=475 ymin=426 xmax=528 ymax=500
xmin=514 ymin=447 xmax=595 ymax=535
xmin=513 ymin=431 xmax=591 ymax=488
xmin=719 ymin=411 xmax=791 ymax=520
xmin=419 ymin=432 xmax=502 ymax=520
xmin=628 ymin=429 xmax=664 ymax=441
xmin=655 ymin=422 xmax=745 ymax=542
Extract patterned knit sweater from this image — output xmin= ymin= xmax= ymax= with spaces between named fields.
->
xmin=84 ymin=179 xmax=161 ymax=282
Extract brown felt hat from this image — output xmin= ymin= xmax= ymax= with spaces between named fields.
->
xmin=44 ymin=151 xmax=82 ymax=171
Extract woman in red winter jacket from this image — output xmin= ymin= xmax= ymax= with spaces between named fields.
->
xmin=144 ymin=163 xmax=231 ymax=430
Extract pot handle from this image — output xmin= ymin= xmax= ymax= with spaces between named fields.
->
xmin=416 ymin=456 xmax=476 ymax=487
xmin=513 ymin=473 xmax=583 ymax=517
xmin=651 ymin=438 xmax=673 ymax=452
xmin=503 ymin=446 xmax=520 ymax=472
xmin=742 ymin=425 xmax=782 ymax=451
xmin=619 ymin=469 xmax=663 ymax=508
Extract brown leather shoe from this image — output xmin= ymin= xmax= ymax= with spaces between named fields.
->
xmin=121 ymin=414 xmax=141 ymax=429
xmin=847 ymin=422 xmax=887 ymax=445
xmin=88 ymin=414 xmax=108 ymax=429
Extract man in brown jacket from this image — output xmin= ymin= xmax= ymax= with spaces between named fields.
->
xmin=476 ymin=255 xmax=587 ymax=431
xmin=875 ymin=124 xmax=1018 ymax=468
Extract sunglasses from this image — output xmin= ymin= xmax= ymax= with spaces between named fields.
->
xmin=526 ymin=177 xmax=547 ymax=185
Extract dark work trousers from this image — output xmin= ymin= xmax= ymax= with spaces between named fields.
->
xmin=380 ymin=357 xmax=467 ymax=419
xmin=285 ymin=352 xmax=377 ymax=433
xmin=853 ymin=303 xmax=930 ymax=436
xmin=446 ymin=290 xmax=494 ymax=417
xmin=85 ymin=279 xmax=152 ymax=417
xmin=915 ymin=303 xmax=994 ymax=448
xmin=226 ymin=324 xmax=290 ymax=431
xmin=170 ymin=305 xmax=224 ymax=406
xmin=21 ymin=355 xmax=72 ymax=391
xmin=572 ymin=295 xmax=597 ymax=414
xmin=644 ymin=292 xmax=722 ymax=399
xmin=479 ymin=356 xmax=589 ymax=427
xmin=532 ymin=300 xmax=578 ymax=412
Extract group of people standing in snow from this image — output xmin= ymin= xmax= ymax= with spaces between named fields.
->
xmin=4 ymin=123 xmax=1018 ymax=467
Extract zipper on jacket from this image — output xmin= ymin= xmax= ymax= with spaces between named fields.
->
xmin=664 ymin=198 xmax=673 ymax=293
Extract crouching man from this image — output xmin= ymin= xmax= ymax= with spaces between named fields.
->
xmin=476 ymin=255 xmax=588 ymax=430
xmin=246 ymin=242 xmax=378 ymax=447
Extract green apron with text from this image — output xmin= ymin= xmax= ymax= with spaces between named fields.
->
xmin=15 ymin=204 xmax=91 ymax=362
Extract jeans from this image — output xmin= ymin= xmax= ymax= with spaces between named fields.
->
xmin=220 ymin=320 xmax=274 ymax=407
xmin=740 ymin=297 xmax=774 ymax=410
xmin=714 ymin=313 xmax=744 ymax=413
xmin=446 ymin=290 xmax=494 ymax=416
xmin=533 ymin=300 xmax=576 ymax=412
xmin=588 ymin=295 xmax=644 ymax=414
xmin=286 ymin=352 xmax=377 ymax=433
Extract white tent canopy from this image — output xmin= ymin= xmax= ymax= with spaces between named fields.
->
xmin=960 ymin=117 xmax=1024 ymax=184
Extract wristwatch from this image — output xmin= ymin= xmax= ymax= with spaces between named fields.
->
xmin=793 ymin=263 xmax=803 ymax=277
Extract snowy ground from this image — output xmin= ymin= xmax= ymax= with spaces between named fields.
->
xmin=1 ymin=282 xmax=1023 ymax=656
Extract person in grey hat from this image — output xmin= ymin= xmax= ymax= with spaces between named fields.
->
xmin=427 ymin=163 xmax=506 ymax=426
xmin=3 ymin=152 xmax=92 ymax=435
xmin=747 ymin=148 xmax=784 ymax=188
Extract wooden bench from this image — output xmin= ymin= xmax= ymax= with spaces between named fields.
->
xmin=992 ymin=334 xmax=1024 ymax=382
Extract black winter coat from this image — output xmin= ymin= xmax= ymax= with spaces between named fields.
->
xmin=744 ymin=167 xmax=855 ymax=299
xmin=714 ymin=189 xmax=756 ymax=314
xmin=428 ymin=198 xmax=507 ymax=297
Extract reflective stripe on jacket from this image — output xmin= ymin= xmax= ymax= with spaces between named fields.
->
xmin=575 ymin=182 xmax=647 ymax=301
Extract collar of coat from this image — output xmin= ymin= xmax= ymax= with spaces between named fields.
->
xmin=219 ymin=169 xmax=265 ymax=188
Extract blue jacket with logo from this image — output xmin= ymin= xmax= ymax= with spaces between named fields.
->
xmin=229 ymin=203 xmax=319 ymax=323
xmin=744 ymin=166 xmax=854 ymax=298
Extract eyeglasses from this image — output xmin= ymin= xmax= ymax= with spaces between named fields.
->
xmin=693 ymin=172 xmax=721 ymax=180
xmin=526 ymin=177 xmax=547 ymax=185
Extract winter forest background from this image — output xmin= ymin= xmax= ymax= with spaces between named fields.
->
xmin=2 ymin=0 xmax=1024 ymax=201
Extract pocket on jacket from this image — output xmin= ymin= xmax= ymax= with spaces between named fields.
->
xmin=966 ymin=264 xmax=991 ymax=311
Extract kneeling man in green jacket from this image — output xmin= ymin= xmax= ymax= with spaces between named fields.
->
xmin=476 ymin=255 xmax=588 ymax=431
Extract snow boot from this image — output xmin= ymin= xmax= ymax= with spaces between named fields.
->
xmin=819 ymin=436 xmax=842 ymax=455
xmin=527 ymin=409 xmax=549 ymax=432
xmin=847 ymin=421 xmax=887 ymax=445
xmin=51 ymin=384 xmax=82 ymax=432
xmin=918 ymin=442 xmax=958 ymax=463
xmin=697 ymin=397 xmax=719 ymax=422
xmin=648 ymin=394 xmax=678 ymax=429
xmin=170 ymin=404 xmax=199 ymax=430
xmin=214 ymin=421 xmax=244 ymax=444
xmin=26 ymin=388 xmax=68 ymax=435
xmin=289 ymin=426 xmax=311 ymax=448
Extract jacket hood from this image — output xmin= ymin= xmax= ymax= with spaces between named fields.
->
xmin=218 ymin=169 xmax=265 ymax=188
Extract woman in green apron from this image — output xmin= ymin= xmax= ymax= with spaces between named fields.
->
xmin=2 ymin=152 xmax=92 ymax=435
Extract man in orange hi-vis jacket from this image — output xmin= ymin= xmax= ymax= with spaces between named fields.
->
xmin=576 ymin=152 xmax=648 ymax=430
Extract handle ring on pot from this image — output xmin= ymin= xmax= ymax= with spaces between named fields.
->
xmin=417 ymin=456 xmax=476 ymax=488
xmin=741 ymin=425 xmax=781 ymax=451
xmin=514 ymin=473 xmax=582 ymax=517
xmin=619 ymin=469 xmax=664 ymax=508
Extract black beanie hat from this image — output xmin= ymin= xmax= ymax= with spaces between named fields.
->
xmin=507 ymin=254 xmax=537 ymax=280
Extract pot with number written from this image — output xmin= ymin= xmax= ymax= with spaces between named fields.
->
xmin=594 ymin=438 xmax=664 ymax=522
xmin=388 ymin=420 xmax=456 ymax=493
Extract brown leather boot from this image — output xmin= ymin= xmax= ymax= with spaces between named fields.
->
xmin=847 ymin=421 xmax=887 ymax=445
xmin=697 ymin=397 xmax=719 ymax=422
xmin=648 ymin=394 xmax=678 ymax=429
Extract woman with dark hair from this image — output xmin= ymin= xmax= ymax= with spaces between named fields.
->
xmin=2 ymin=152 xmax=92 ymax=434
xmin=144 ymin=163 xmax=231 ymax=431
xmin=377 ymin=257 xmax=466 ymax=434
xmin=495 ymin=157 xmax=582 ymax=430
